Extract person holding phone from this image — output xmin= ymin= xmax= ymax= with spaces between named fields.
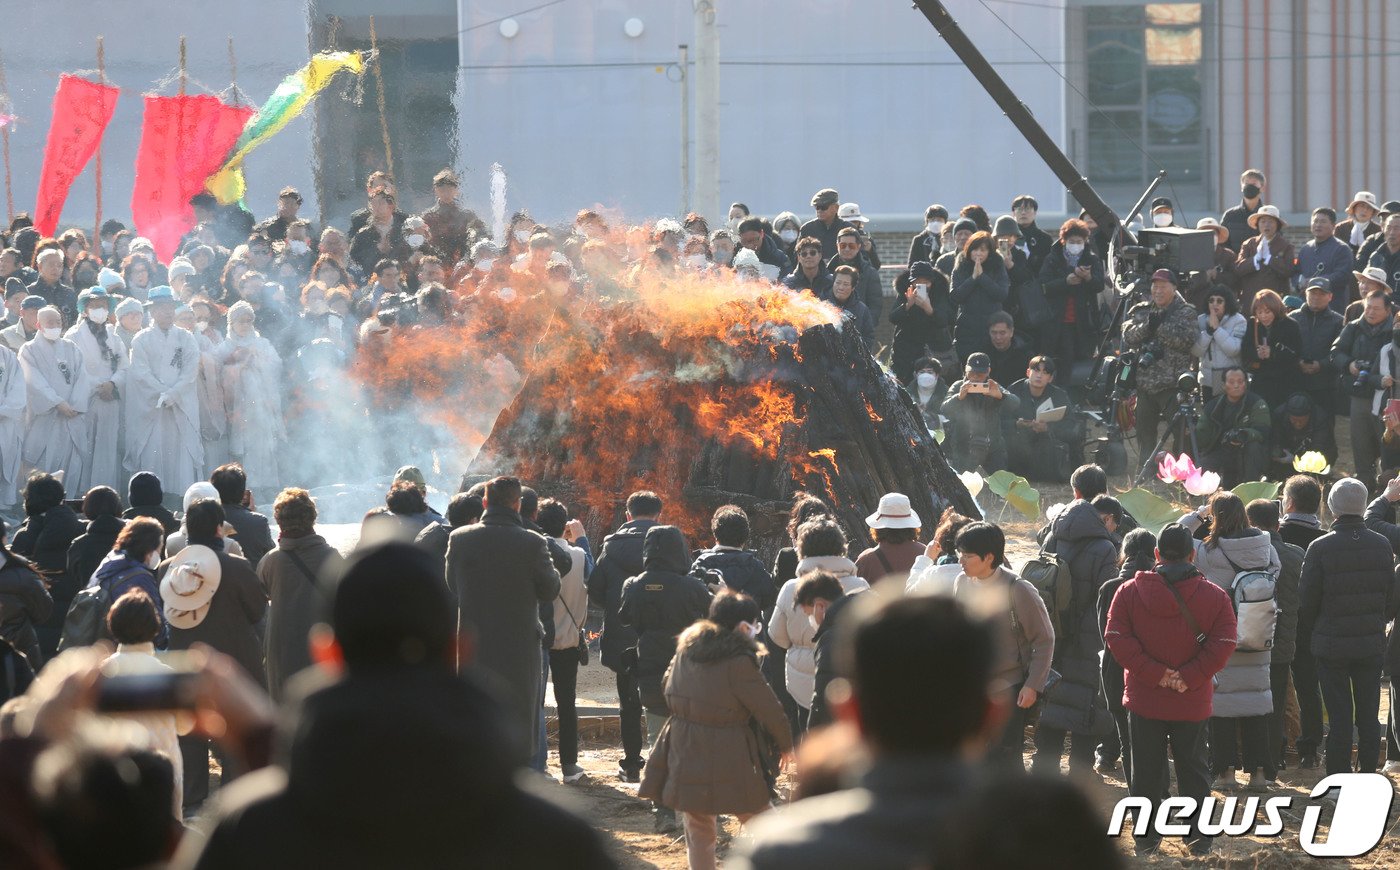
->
xmin=939 ymin=352 xmax=1020 ymax=473
xmin=890 ymin=261 xmax=952 ymax=384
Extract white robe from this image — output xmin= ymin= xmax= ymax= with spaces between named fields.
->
xmin=18 ymin=334 xmax=91 ymax=482
xmin=126 ymin=325 xmax=202 ymax=495
xmin=193 ymin=332 xmax=229 ymax=475
xmin=214 ymin=333 xmax=284 ymax=490
xmin=0 ymin=345 xmax=27 ymax=509
xmin=66 ymin=320 xmax=129 ymax=493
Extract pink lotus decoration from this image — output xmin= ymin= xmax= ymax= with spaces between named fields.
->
xmin=1183 ymin=468 xmax=1222 ymax=497
xmin=1156 ymin=453 xmax=1197 ymax=484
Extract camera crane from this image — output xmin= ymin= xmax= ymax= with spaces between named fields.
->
xmin=911 ymin=0 xmax=1218 ymax=473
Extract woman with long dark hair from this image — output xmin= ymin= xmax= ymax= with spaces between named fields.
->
xmin=1240 ymin=289 xmax=1302 ymax=409
xmin=951 ymin=231 xmax=1009 ymax=362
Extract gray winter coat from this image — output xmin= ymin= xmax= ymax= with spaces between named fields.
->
xmin=259 ymin=533 xmax=343 ymax=702
xmin=1180 ymin=514 xmax=1279 ymax=718
xmin=1035 ymin=501 xmax=1116 ymax=735
xmin=1267 ymin=531 xmax=1303 ymax=666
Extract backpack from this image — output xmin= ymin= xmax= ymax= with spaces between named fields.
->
xmin=1222 ymin=552 xmax=1279 ymax=653
xmin=1019 ymin=545 xmax=1074 ymax=640
xmin=57 ymin=562 xmax=150 ymax=652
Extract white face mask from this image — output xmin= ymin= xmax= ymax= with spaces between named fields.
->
xmin=87 ymin=307 xmax=109 ymax=324
xmin=145 ymin=551 xmax=160 ymax=570
xmin=917 ymin=372 xmax=938 ymax=388
xmin=808 ymin=613 xmax=821 ymax=632
xmin=514 ymin=229 xmax=531 ymax=243
xmin=1065 ymin=242 xmax=1085 ymax=257
xmin=927 ymin=220 xmax=945 ymax=236
xmin=475 ymin=257 xmax=495 ymax=273
xmin=41 ymin=326 xmax=61 ymax=341
xmin=738 ymin=620 xmax=760 ymax=640
xmin=686 ymin=254 xmax=709 ymax=269
xmin=779 ymin=228 xmax=799 ymax=243
xmin=288 ymin=239 xmax=310 ymax=255
xmin=195 ymin=320 xmax=209 ymax=333
xmin=1153 ymin=212 xmax=1173 ymax=227
xmin=405 ymin=234 xmax=425 ymax=248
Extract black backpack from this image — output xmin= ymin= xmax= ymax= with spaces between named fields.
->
xmin=57 ymin=562 xmax=149 ymax=652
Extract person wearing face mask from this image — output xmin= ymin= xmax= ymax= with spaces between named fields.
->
xmin=638 ymin=589 xmax=792 ymax=869
xmin=399 ymin=216 xmax=445 ymax=292
xmin=890 ymin=262 xmax=953 ymax=384
xmin=125 ymin=286 xmax=203 ymax=495
xmin=1221 ymin=168 xmax=1267 ymax=250
xmin=65 ymin=289 xmax=127 ymax=492
xmin=18 ymin=305 xmax=90 ymax=485
xmin=796 ymin=569 xmax=862 ymax=730
xmin=87 ymin=519 xmax=170 ymax=647
xmin=0 ymin=325 xmax=24 ymax=513
xmin=174 ymin=300 xmax=231 ymax=475
xmin=507 ymin=211 xmax=540 ymax=259
xmin=1332 ymin=288 xmax=1396 ymax=492
xmin=1192 ymin=288 xmax=1246 ymax=399
xmin=1 ymin=295 xmax=43 ymax=353
xmin=214 ymin=302 xmax=285 ymax=492
xmin=296 ymin=281 xmax=352 ymax=350
xmin=935 ymin=217 xmax=978 ymax=279
xmin=906 ymin=356 xmax=947 ymax=433
xmin=1148 ymin=196 xmax=1177 ymax=229
xmin=705 ymin=229 xmax=737 ymax=271
xmin=680 ymin=235 xmax=712 ymax=273
xmin=1035 ymin=219 xmax=1101 ymax=373
xmin=1235 ymin=205 xmax=1296 ymax=314
xmin=908 ymin=204 xmax=949 ymax=267
xmin=771 ymin=211 xmax=801 ymax=263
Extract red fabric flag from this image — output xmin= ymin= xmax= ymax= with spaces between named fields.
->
xmin=33 ymin=74 xmax=120 ymax=237
xmin=131 ymin=94 xmax=254 ymax=263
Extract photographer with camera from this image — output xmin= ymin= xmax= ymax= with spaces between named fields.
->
xmin=1123 ymin=269 xmax=1200 ymax=465
xmin=1194 ymin=367 xmax=1271 ymax=486
xmin=1331 ymin=287 xmax=1395 ymax=492
xmin=1270 ymin=393 xmax=1338 ymax=480
xmin=939 ymin=352 xmax=1020 ymax=472
xmin=1006 ymin=355 xmax=1081 ymax=482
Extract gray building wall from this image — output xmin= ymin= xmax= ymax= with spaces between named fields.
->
xmin=0 ymin=1 xmax=313 ymax=235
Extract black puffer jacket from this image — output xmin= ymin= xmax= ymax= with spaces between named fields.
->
xmin=12 ymin=504 xmax=84 ymax=657
xmin=1330 ymin=316 xmax=1391 ymax=393
xmin=691 ymin=548 xmax=776 ymax=619
xmin=1036 ymin=501 xmax=1115 ymax=735
xmin=588 ymin=518 xmax=656 ymax=671
xmin=123 ymin=471 xmax=178 ymax=534
xmin=1097 ymin=555 xmax=1155 ymax=713
xmin=950 ymin=253 xmax=1009 ymax=360
xmin=1268 ymin=531 xmax=1304 ymax=667
xmin=618 ymin=526 xmax=712 ymax=712
xmin=0 ymin=556 xmax=51 ymax=667
xmin=65 ymin=514 xmax=126 ymax=592
xmin=1298 ymin=516 xmax=1400 ymax=661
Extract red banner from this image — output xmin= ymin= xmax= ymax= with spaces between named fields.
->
xmin=33 ymin=74 xmax=120 ymax=237
xmin=131 ymin=94 xmax=253 ymax=263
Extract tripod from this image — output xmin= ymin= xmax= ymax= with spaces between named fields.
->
xmin=1133 ymin=387 xmax=1203 ymax=487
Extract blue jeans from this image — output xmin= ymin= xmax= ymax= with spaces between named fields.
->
xmin=1317 ymin=654 xmax=1384 ymax=774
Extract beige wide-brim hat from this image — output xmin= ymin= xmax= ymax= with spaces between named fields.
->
xmin=1354 ymin=266 xmax=1391 ymax=293
xmin=160 ymin=544 xmax=222 ymax=630
xmin=1348 ymin=191 xmax=1379 ymax=215
xmin=1195 ymin=217 xmax=1229 ymax=244
xmin=865 ymin=493 xmax=922 ymax=529
xmin=1247 ymin=204 xmax=1286 ymax=230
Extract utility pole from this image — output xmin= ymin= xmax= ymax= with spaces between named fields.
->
xmin=693 ymin=0 xmax=719 ymax=222
xmin=678 ymin=44 xmax=690 ymax=218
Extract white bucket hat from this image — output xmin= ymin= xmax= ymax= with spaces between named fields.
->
xmin=838 ymin=202 xmax=869 ymax=225
xmin=1247 ymin=204 xmax=1286 ymax=230
xmin=1348 ymin=191 xmax=1379 ymax=215
xmin=865 ymin=493 xmax=921 ymax=529
xmin=1195 ymin=217 xmax=1229 ymax=244
xmin=160 ymin=544 xmax=222 ymax=630
xmin=1354 ymin=265 xmax=1391 ymax=293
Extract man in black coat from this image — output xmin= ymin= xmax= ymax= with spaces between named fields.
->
xmin=826 ymin=228 xmax=884 ymax=322
xmin=12 ymin=473 xmax=84 ymax=659
xmin=907 ymin=204 xmax=948 ymax=266
xmin=211 ymin=464 xmax=275 ymax=570
xmin=691 ymin=505 xmax=775 ymax=619
xmin=446 ymin=476 xmax=561 ymax=768
xmin=1012 ymin=194 xmax=1054 ymax=273
xmin=178 ymin=542 xmax=614 ymax=869
xmin=588 ymin=490 xmax=661 ymax=781
xmin=1289 ymin=278 xmax=1344 ymax=413
xmin=1298 ymin=478 xmax=1400 ymax=775
xmin=1269 ymin=393 xmax=1338 ymax=480
xmin=800 ymin=188 xmax=853 ymax=261
xmin=1032 ymin=478 xmax=1117 ymax=779
xmin=1005 ymin=355 xmax=1082 ymax=483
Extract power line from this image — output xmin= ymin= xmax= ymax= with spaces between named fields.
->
xmin=457 ymin=0 xmax=569 ymax=36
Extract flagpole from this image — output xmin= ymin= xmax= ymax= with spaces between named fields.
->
xmin=228 ymin=37 xmax=239 ymax=106
xmin=0 ymin=47 xmax=13 ymax=222
xmin=179 ymin=35 xmax=187 ymax=97
xmin=93 ymin=35 xmax=105 ymax=255
xmin=369 ymin=16 xmax=393 ymax=177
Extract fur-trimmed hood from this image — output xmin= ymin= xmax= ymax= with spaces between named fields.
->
xmin=678 ymin=619 xmax=764 ymax=663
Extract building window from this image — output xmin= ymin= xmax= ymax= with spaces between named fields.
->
xmin=1084 ymin=3 xmax=1206 ymax=209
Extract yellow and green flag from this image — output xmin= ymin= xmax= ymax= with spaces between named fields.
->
xmin=206 ymin=51 xmax=365 ymax=204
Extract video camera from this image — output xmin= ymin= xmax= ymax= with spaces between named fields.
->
xmin=1115 ymin=226 xmax=1217 ymax=296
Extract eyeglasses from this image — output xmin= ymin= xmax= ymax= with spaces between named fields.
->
xmin=798 ymin=249 xmax=821 ymax=257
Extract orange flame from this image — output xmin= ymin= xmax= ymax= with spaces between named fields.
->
xmin=864 ymin=398 xmax=883 ymax=424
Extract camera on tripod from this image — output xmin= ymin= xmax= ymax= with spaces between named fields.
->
xmin=1115 ymin=227 xmax=1217 ymax=293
